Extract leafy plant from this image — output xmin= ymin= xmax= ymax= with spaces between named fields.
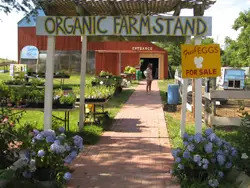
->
xmin=59 ymin=93 xmax=76 ymax=105
xmin=124 ymin=66 xmax=136 ymax=74
xmin=99 ymin=70 xmax=112 ymax=77
xmin=236 ymin=112 xmax=250 ymax=175
xmin=171 ymin=129 xmax=238 ymax=188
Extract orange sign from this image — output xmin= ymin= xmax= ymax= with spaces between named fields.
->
xmin=181 ymin=44 xmax=221 ymax=78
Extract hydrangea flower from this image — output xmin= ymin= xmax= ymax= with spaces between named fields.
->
xmin=225 ymin=162 xmax=232 ymax=168
xmin=63 ymin=172 xmax=72 ymax=181
xmin=231 ymin=148 xmax=237 ymax=157
xmin=33 ymin=129 xmax=40 ymax=136
xmin=58 ymin=127 xmax=65 ymax=133
xmin=183 ymin=151 xmax=190 ymax=159
xmin=46 ymin=135 xmax=55 ymax=143
xmin=217 ymin=155 xmax=225 ymax=166
xmin=42 ymin=129 xmax=56 ymax=137
xmin=208 ymin=179 xmax=219 ymax=187
xmin=35 ymin=134 xmax=44 ymax=141
xmin=64 ymin=143 xmax=71 ymax=151
xmin=37 ymin=150 xmax=45 ymax=157
xmin=64 ymin=155 xmax=73 ymax=164
xmin=183 ymin=141 xmax=189 ymax=146
xmin=171 ymin=148 xmax=181 ymax=158
xmin=208 ymin=133 xmax=217 ymax=142
xmin=183 ymin=133 xmax=189 ymax=140
xmin=50 ymin=143 xmax=60 ymax=153
xmin=188 ymin=135 xmax=194 ymax=142
xmin=177 ymin=164 xmax=184 ymax=169
xmin=205 ymin=128 xmax=213 ymax=136
xmin=202 ymin=158 xmax=209 ymax=164
xmin=54 ymin=140 xmax=61 ymax=145
xmin=204 ymin=142 xmax=213 ymax=153
xmin=215 ymin=137 xmax=222 ymax=146
xmin=218 ymin=171 xmax=224 ymax=178
xmin=73 ymin=135 xmax=83 ymax=149
xmin=175 ymin=157 xmax=181 ymax=163
xmin=193 ymin=154 xmax=201 ymax=163
xmin=202 ymin=164 xmax=208 ymax=169
xmin=194 ymin=133 xmax=203 ymax=143
xmin=187 ymin=144 xmax=195 ymax=152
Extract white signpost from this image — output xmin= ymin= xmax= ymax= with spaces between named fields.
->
xmin=36 ymin=15 xmax=212 ymax=131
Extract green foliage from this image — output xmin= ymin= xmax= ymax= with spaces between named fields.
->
xmin=99 ymin=70 xmax=112 ymax=77
xmin=202 ymin=38 xmax=215 ymax=45
xmin=59 ymin=93 xmax=76 ymax=105
xmin=0 ymin=108 xmax=23 ymax=169
xmin=236 ymin=112 xmax=250 ymax=175
xmin=124 ymin=66 xmax=136 ymax=74
xmin=85 ymin=85 xmax=115 ymax=99
xmin=222 ymin=9 xmax=250 ymax=67
xmin=155 ymin=42 xmax=182 ymax=66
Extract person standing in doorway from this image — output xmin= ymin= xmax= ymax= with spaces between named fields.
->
xmin=145 ymin=63 xmax=153 ymax=92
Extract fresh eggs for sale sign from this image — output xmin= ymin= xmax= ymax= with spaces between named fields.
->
xmin=181 ymin=44 xmax=221 ymax=78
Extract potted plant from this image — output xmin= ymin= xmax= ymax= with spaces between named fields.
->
xmin=8 ymin=128 xmax=83 ymax=187
xmin=58 ymin=93 xmax=76 ymax=109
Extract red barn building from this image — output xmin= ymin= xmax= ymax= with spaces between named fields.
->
xmin=18 ymin=10 xmax=168 ymax=79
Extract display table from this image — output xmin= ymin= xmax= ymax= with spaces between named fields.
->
xmin=11 ymin=107 xmax=77 ymax=131
xmin=84 ymin=98 xmax=110 ymax=123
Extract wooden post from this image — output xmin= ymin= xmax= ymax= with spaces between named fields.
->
xmin=180 ymin=36 xmax=191 ymax=137
xmin=79 ymin=35 xmax=87 ymax=131
xmin=192 ymin=78 xmax=195 ymax=117
xmin=211 ymin=78 xmax=216 ymax=116
xmin=44 ymin=36 xmax=55 ymax=130
xmin=118 ymin=52 xmax=121 ymax=75
xmin=194 ymin=37 xmax=202 ymax=133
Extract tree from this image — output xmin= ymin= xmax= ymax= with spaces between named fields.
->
xmin=222 ymin=9 xmax=250 ymax=67
xmin=0 ymin=0 xmax=34 ymax=14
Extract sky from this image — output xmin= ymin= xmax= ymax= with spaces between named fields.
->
xmin=0 ymin=0 xmax=249 ymax=61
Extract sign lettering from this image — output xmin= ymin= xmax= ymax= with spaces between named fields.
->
xmin=181 ymin=44 xmax=221 ymax=78
xmin=36 ymin=16 xmax=212 ymax=36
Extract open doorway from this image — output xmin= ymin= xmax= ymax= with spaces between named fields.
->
xmin=140 ymin=58 xmax=159 ymax=79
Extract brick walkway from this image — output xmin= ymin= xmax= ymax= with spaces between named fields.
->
xmin=68 ymin=81 xmax=179 ymax=188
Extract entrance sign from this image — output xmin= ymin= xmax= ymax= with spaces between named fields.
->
xmin=181 ymin=44 xmax=221 ymax=78
xmin=36 ymin=16 xmax=212 ymax=36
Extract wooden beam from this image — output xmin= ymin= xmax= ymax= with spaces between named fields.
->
xmin=212 ymin=116 xmax=241 ymax=127
xmin=208 ymin=90 xmax=250 ymax=100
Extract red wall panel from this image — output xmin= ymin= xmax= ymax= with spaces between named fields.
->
xmin=121 ymin=53 xmax=140 ymax=72
xmin=164 ymin=52 xmax=168 ymax=78
xmin=95 ymin=52 xmax=119 ymax=75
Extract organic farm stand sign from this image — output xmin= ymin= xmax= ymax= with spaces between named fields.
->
xmin=36 ymin=15 xmax=212 ymax=131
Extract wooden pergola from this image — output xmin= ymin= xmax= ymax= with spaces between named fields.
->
xmin=35 ymin=0 xmax=216 ymax=16
xmin=33 ymin=0 xmax=216 ymax=133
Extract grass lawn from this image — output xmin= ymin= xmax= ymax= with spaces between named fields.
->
xmin=0 ymin=72 xmax=11 ymax=81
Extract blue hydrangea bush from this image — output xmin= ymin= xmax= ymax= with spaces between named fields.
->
xmin=11 ymin=127 xmax=83 ymax=185
xmin=171 ymin=128 xmax=238 ymax=188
